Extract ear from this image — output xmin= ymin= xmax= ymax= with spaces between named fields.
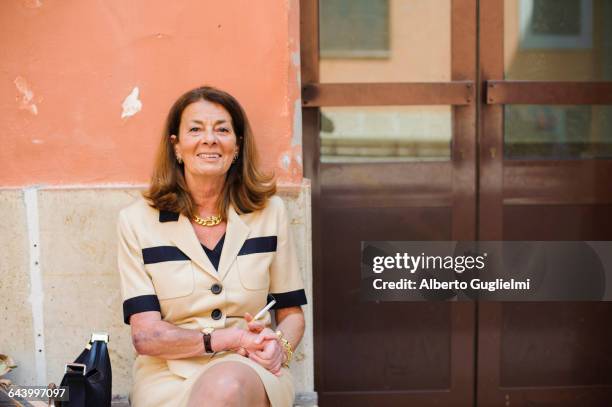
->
xmin=235 ymin=136 xmax=242 ymax=152
xmin=170 ymin=135 xmax=181 ymax=156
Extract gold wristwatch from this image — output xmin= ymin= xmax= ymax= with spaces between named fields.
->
xmin=275 ymin=330 xmax=293 ymax=368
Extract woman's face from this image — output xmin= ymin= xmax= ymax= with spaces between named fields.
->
xmin=173 ymin=99 xmax=238 ymax=182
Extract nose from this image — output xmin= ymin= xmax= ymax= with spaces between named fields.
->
xmin=201 ymin=127 xmax=217 ymax=144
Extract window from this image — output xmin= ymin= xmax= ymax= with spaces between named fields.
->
xmin=519 ymin=0 xmax=593 ymax=49
xmin=320 ymin=0 xmax=390 ymax=58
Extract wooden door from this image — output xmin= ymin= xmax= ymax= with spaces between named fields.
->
xmin=301 ymin=1 xmax=477 ymax=405
xmin=302 ymin=0 xmax=612 ymax=406
xmin=477 ymin=0 xmax=612 ymax=405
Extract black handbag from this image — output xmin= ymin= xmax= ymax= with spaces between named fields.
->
xmin=57 ymin=333 xmax=112 ymax=407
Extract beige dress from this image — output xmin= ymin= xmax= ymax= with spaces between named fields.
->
xmin=117 ymin=196 xmax=307 ymax=407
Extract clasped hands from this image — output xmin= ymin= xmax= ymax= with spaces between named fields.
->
xmin=232 ymin=312 xmax=285 ymax=376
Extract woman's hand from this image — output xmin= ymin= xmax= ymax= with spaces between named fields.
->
xmin=243 ymin=312 xmax=285 ymax=376
xmin=232 ymin=328 xmax=266 ymax=355
xmin=249 ymin=334 xmax=284 ymax=376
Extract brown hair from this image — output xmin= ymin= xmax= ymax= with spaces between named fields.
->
xmin=143 ymin=86 xmax=276 ymax=219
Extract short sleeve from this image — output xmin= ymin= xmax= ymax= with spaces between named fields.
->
xmin=117 ymin=211 xmax=161 ymax=324
xmin=268 ymin=198 xmax=307 ymax=309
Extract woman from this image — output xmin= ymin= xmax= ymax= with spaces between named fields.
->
xmin=117 ymin=86 xmax=307 ymax=407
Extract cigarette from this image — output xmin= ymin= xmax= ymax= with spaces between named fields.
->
xmin=253 ymin=300 xmax=276 ymax=320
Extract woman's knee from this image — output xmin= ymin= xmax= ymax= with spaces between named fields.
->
xmin=189 ymin=362 xmax=264 ymax=407
xmin=203 ymin=374 xmax=244 ymax=404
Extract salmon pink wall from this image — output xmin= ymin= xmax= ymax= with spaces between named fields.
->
xmin=0 ymin=0 xmax=302 ymax=186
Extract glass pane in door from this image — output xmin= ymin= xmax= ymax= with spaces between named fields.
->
xmin=504 ymin=0 xmax=612 ymax=81
xmin=505 ymin=104 xmax=612 ymax=159
xmin=320 ymin=0 xmax=451 ymax=83
xmin=321 ymin=106 xmax=452 ymax=162
xmin=504 ymin=0 xmax=612 ymax=158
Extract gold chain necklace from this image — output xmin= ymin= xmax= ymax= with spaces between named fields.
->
xmin=192 ymin=214 xmax=222 ymax=227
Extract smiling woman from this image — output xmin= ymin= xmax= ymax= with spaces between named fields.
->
xmin=145 ymin=86 xmax=276 ymax=223
xmin=117 ymin=86 xmax=307 ymax=407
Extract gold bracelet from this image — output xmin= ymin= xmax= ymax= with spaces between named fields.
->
xmin=275 ymin=330 xmax=293 ymax=368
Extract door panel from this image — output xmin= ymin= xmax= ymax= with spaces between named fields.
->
xmin=504 ymin=205 xmax=612 ymax=240
xmin=320 ymin=206 xmax=452 ymax=392
xmin=302 ymin=0 xmax=477 ymax=405
xmin=500 ymin=303 xmax=612 ymax=388
xmin=478 ymin=0 xmax=612 ymax=405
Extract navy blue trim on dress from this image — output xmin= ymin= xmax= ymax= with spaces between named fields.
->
xmin=268 ymin=289 xmax=307 ymax=308
xmin=123 ymin=295 xmax=161 ymax=325
xmin=159 ymin=210 xmax=180 ymax=222
xmin=238 ymin=236 xmax=277 ymax=256
xmin=142 ymin=246 xmax=189 ymax=264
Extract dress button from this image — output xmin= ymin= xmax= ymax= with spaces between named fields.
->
xmin=211 ymin=309 xmax=222 ymax=320
xmin=211 ymin=283 xmax=222 ymax=295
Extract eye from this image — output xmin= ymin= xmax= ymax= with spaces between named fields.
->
xmin=189 ymin=127 xmax=200 ymax=132
xmin=218 ymin=127 xmax=230 ymax=133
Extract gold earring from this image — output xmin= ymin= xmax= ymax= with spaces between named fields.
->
xmin=177 ymin=156 xmax=183 ymax=164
